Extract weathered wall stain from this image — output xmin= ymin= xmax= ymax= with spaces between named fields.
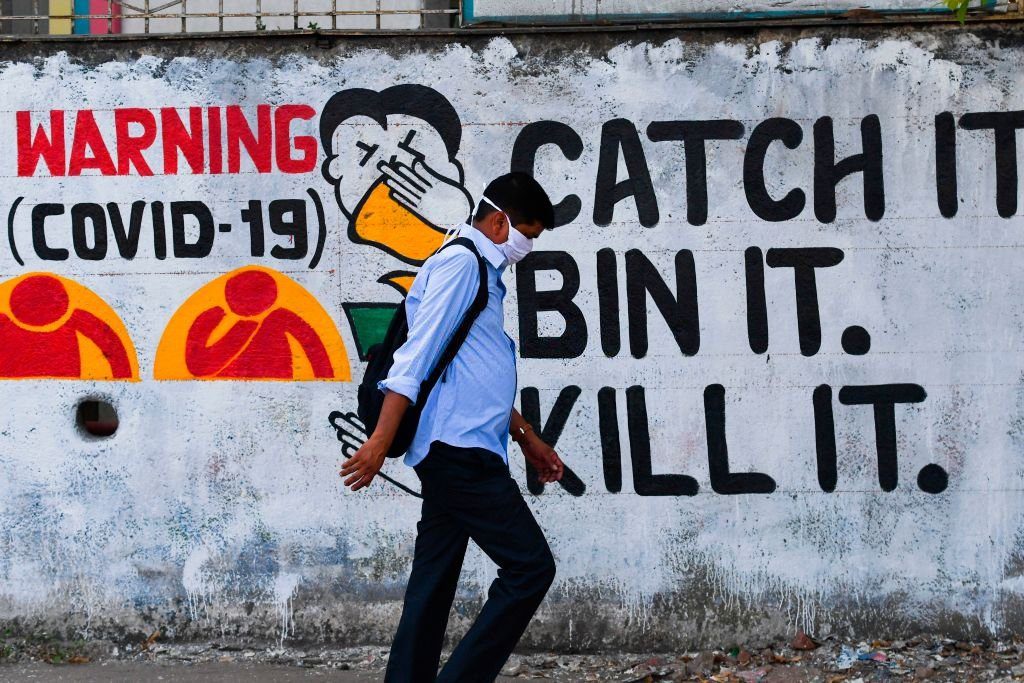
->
xmin=0 ymin=26 xmax=1022 ymax=648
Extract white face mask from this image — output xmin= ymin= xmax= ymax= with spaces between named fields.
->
xmin=481 ymin=195 xmax=534 ymax=265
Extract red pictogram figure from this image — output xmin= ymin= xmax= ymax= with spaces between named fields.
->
xmin=185 ymin=269 xmax=334 ymax=379
xmin=0 ymin=274 xmax=132 ymax=378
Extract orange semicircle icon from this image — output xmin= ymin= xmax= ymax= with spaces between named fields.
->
xmin=154 ymin=265 xmax=351 ymax=381
xmin=0 ymin=272 xmax=139 ymax=380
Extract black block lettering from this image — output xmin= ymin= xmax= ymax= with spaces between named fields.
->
xmin=598 ymin=386 xmax=622 ymax=493
xmin=593 ymin=119 xmax=659 ymax=228
xmin=626 ymin=385 xmax=698 ymax=496
xmin=71 ymin=203 xmax=107 ymax=261
xmin=516 ymin=251 xmax=587 ymax=359
xmin=171 ymin=201 xmax=214 ymax=259
xmin=647 ymin=119 xmax=745 ymax=226
xmin=935 ymin=112 xmax=958 ymax=219
xmin=704 ymin=384 xmax=777 ymax=495
xmin=107 ymin=201 xmax=145 ymax=260
xmin=596 ymin=248 xmax=620 ymax=357
xmin=511 ymin=120 xmax=584 ymax=227
xmin=31 ymin=204 xmax=68 ymax=261
xmin=765 ymin=247 xmax=844 ymax=356
xmin=813 ymin=384 xmax=837 ymax=493
xmin=744 ymin=246 xmax=768 ymax=354
xmin=838 ymin=383 xmax=927 ymax=492
xmin=152 ymin=201 xmax=167 ymax=260
xmin=959 ymin=110 xmax=1024 ymax=218
xmin=625 ymin=249 xmax=699 ymax=358
xmin=813 ymin=115 xmax=885 ymax=222
xmin=744 ymin=118 xmax=805 ymax=222
xmin=519 ymin=386 xmax=586 ymax=496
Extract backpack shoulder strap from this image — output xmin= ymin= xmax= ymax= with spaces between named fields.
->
xmin=417 ymin=236 xmax=489 ymax=399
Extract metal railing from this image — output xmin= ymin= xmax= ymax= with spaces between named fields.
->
xmin=0 ymin=0 xmax=1021 ymax=36
xmin=0 ymin=0 xmax=459 ymax=34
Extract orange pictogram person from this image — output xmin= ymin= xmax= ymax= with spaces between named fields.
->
xmin=0 ymin=274 xmax=133 ymax=379
xmin=185 ymin=269 xmax=334 ymax=379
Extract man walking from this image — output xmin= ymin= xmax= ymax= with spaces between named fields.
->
xmin=340 ymin=172 xmax=565 ymax=682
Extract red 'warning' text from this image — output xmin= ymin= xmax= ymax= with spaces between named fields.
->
xmin=16 ymin=104 xmax=318 ymax=177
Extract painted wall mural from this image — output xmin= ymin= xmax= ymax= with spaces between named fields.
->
xmin=155 ymin=266 xmax=349 ymax=381
xmin=0 ymin=32 xmax=1023 ymax=648
xmin=0 ymin=272 xmax=137 ymax=379
xmin=320 ymin=84 xmax=474 ymax=271
xmin=320 ymin=84 xmax=476 ymax=356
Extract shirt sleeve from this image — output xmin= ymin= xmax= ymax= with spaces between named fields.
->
xmin=378 ymin=247 xmax=481 ymax=405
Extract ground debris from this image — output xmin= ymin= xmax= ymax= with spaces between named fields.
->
xmin=140 ymin=629 xmax=160 ymax=651
xmin=791 ymin=632 xmax=819 ymax=651
xmin=0 ymin=632 xmax=1019 ymax=681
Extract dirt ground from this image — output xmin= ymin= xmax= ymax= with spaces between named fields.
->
xmin=2 ymin=634 xmax=1024 ymax=682
xmin=1 ymin=661 xmax=383 ymax=681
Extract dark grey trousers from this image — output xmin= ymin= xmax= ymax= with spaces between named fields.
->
xmin=384 ymin=441 xmax=556 ymax=683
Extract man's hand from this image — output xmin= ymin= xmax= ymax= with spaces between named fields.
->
xmin=337 ymin=391 xmax=410 ymax=492
xmin=518 ymin=432 xmax=564 ymax=484
xmin=340 ymin=436 xmax=388 ymax=491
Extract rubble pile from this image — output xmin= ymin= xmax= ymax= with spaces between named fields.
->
xmin=3 ymin=631 xmax=1024 ymax=681
xmin=567 ymin=633 xmax=1024 ymax=682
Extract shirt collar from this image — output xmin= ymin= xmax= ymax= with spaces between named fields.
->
xmin=456 ymin=224 xmax=507 ymax=270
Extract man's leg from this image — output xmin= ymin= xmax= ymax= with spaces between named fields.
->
xmin=427 ymin=446 xmax=556 ymax=683
xmin=384 ymin=469 xmax=470 ymax=683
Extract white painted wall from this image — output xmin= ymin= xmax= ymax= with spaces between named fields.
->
xmin=0 ymin=31 xmax=1022 ymax=645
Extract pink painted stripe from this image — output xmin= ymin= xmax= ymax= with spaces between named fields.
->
xmin=88 ymin=0 xmax=120 ymax=33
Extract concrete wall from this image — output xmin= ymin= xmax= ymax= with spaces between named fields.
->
xmin=0 ymin=24 xmax=1022 ymax=650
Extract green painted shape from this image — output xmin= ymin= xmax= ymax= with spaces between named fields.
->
xmin=344 ymin=303 xmax=399 ymax=361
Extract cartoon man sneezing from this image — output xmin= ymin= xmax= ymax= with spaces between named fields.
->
xmin=319 ymin=84 xmax=474 ymax=293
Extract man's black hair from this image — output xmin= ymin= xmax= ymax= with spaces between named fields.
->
xmin=474 ymin=172 xmax=555 ymax=231
xmin=319 ymin=84 xmax=462 ymax=161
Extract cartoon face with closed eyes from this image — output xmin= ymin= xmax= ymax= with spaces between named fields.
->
xmin=320 ymin=85 xmax=474 ymax=292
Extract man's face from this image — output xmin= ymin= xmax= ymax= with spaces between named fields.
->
xmin=323 ymin=114 xmax=460 ymax=217
xmin=514 ymin=221 xmax=546 ymax=240
xmin=486 ymin=210 xmax=545 ymax=245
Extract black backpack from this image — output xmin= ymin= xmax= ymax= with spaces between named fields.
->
xmin=356 ymin=237 xmax=489 ymax=458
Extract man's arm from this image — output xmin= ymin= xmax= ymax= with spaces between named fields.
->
xmin=341 ymin=248 xmax=480 ymax=491
xmin=341 ymin=390 xmax=410 ymax=490
xmin=510 ymin=408 xmax=564 ymax=484
xmin=375 ymin=249 xmax=479 ymax=405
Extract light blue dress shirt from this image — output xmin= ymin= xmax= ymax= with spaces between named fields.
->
xmin=378 ymin=225 xmax=517 ymax=467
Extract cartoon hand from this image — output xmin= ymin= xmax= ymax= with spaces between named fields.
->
xmin=328 ymin=410 xmax=368 ymax=459
xmin=378 ymin=159 xmax=474 ymax=230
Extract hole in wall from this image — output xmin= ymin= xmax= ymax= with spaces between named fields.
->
xmin=76 ymin=398 xmax=119 ymax=437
